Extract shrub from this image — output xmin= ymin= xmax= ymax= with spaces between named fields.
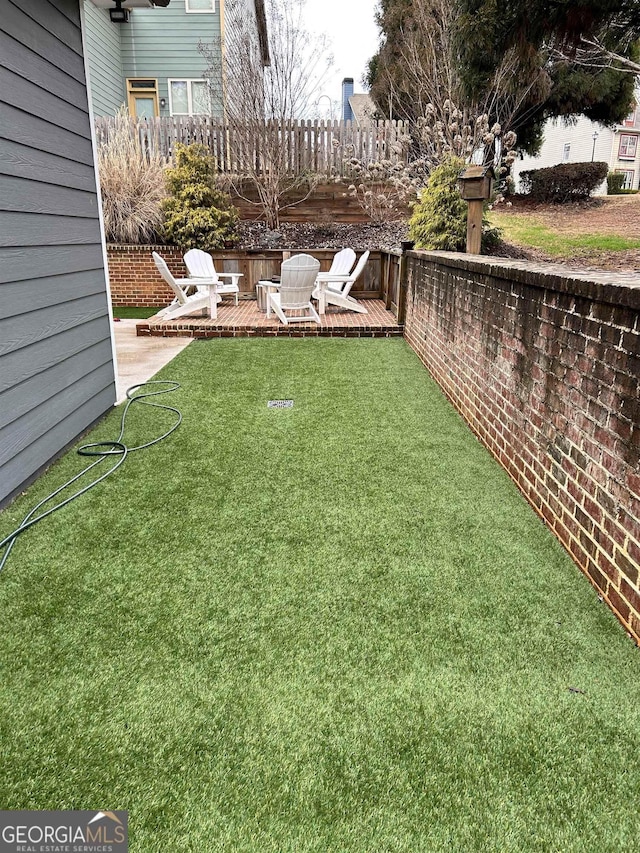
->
xmin=607 ymin=172 xmax=626 ymax=195
xmin=98 ymin=107 xmax=167 ymax=244
xmin=519 ymin=161 xmax=608 ymax=203
xmin=408 ymin=156 xmax=500 ymax=252
xmin=408 ymin=157 xmax=467 ymax=251
xmin=163 ymin=144 xmax=239 ymax=249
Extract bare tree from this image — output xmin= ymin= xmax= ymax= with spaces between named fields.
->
xmin=201 ymin=0 xmax=333 ymax=229
xmin=549 ymin=37 xmax=640 ymax=76
xmin=369 ymin=0 xmax=549 ymax=161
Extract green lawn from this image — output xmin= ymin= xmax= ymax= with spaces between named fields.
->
xmin=1 ymin=338 xmax=639 ymax=852
xmin=112 ymin=306 xmax=159 ymax=319
xmin=488 ymin=211 xmax=640 ymax=255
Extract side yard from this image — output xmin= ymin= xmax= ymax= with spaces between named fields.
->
xmin=1 ymin=338 xmax=639 ymax=852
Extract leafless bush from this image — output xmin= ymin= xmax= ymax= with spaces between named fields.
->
xmin=201 ymin=0 xmax=333 ymax=229
xmin=335 ymin=113 xmax=518 ymax=222
xmin=97 ymin=107 xmax=167 ymax=244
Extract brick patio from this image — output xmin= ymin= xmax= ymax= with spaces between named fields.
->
xmin=136 ymin=298 xmax=402 ymax=338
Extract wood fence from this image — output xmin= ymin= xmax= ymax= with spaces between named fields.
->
xmin=94 ymin=116 xmax=409 ymax=175
xmin=107 ymin=244 xmax=406 ymax=318
xmin=207 ymin=249 xmax=385 ymax=299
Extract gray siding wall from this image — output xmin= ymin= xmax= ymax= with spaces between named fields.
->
xmin=0 ymin=0 xmax=116 ymax=506
xmin=121 ymin=0 xmax=222 ymax=116
xmin=82 ymin=0 xmax=125 ymax=116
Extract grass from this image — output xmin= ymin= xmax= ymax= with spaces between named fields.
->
xmin=1 ymin=338 xmax=639 ymax=852
xmin=488 ymin=211 xmax=640 ymax=255
xmin=112 ymin=306 xmax=159 ymax=319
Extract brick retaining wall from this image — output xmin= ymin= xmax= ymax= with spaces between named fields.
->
xmin=404 ymin=252 xmax=640 ymax=642
xmin=108 ymin=245 xmax=184 ymax=307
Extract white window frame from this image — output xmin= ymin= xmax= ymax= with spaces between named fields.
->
xmin=623 ymin=105 xmax=638 ymax=128
xmin=168 ymin=79 xmax=211 ymax=116
xmin=618 ymin=134 xmax=638 ymax=159
xmin=185 ymin=0 xmax=215 ymax=12
xmin=615 ymin=169 xmax=635 ymax=190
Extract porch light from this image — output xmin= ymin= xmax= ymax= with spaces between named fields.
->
xmin=109 ymin=1 xmax=129 ymax=23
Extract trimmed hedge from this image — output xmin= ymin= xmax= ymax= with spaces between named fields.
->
xmin=520 ymin=161 xmax=608 ymax=203
xmin=607 ymin=172 xmax=626 ymax=195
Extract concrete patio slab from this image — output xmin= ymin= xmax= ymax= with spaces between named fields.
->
xmin=113 ymin=319 xmax=192 ymax=404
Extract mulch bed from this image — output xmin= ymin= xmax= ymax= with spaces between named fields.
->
xmin=237 ymin=220 xmax=409 ymax=252
xmin=229 ymin=196 xmax=640 ymax=271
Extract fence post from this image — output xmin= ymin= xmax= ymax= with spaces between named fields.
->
xmin=397 ymin=246 xmax=411 ymax=325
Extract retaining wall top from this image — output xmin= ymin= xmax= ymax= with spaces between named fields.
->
xmin=411 ymin=251 xmax=640 ymax=310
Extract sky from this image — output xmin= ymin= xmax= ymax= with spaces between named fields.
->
xmin=301 ymin=0 xmax=380 ymax=116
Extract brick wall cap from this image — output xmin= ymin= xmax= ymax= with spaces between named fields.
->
xmin=413 ymin=251 xmax=640 ymax=310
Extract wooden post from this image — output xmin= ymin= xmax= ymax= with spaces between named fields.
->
xmin=466 ymin=199 xmax=483 ymax=255
xmin=458 ymin=165 xmax=494 ymax=255
xmin=397 ymin=250 xmax=408 ymax=325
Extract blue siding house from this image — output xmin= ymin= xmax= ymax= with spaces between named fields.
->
xmin=84 ymin=0 xmax=269 ymax=118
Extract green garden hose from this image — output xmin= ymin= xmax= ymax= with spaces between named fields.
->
xmin=0 ymin=380 xmax=182 ymax=573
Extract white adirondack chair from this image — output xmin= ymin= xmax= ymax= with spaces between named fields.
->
xmin=327 ymin=247 xmax=356 ymax=276
xmin=152 ymin=251 xmax=212 ymax=319
xmin=267 ymin=253 xmax=321 ymax=325
xmin=313 ymin=250 xmax=370 ymax=314
xmin=183 ymin=249 xmax=242 ymax=306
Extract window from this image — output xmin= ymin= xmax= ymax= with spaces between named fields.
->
xmin=618 ymin=134 xmax=638 ymax=159
xmin=126 ymin=79 xmax=159 ymax=118
xmin=562 ymin=142 xmax=571 ymax=163
xmin=616 ymin=169 xmax=635 ymax=190
xmin=623 ymin=105 xmax=638 ymax=127
xmin=185 ymin=0 xmax=215 ymax=11
xmin=168 ymin=80 xmax=211 ymax=115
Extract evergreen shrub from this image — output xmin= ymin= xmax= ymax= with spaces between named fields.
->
xmin=409 ymin=156 xmax=500 ymax=252
xmin=607 ymin=172 xmax=625 ymax=195
xmin=163 ymin=144 xmax=239 ymax=249
xmin=519 ymin=162 xmax=608 ymax=203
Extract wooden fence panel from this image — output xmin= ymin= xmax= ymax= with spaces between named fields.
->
xmin=203 ymin=249 xmax=385 ymax=296
xmin=95 ymin=117 xmax=409 ymax=175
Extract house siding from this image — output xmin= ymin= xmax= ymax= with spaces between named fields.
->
xmin=513 ymin=111 xmax=640 ymax=193
xmin=0 ymin=0 xmax=115 ymax=507
xmin=121 ymin=0 xmax=223 ymax=116
xmin=610 ymin=117 xmax=640 ymax=188
xmin=82 ymin=0 xmax=125 ymax=116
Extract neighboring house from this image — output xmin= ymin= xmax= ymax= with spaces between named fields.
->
xmin=340 ymin=78 xmax=375 ymax=126
xmin=84 ymin=0 xmax=269 ymax=118
xmin=349 ymin=94 xmax=376 ymax=126
xmin=513 ymin=98 xmax=640 ymax=193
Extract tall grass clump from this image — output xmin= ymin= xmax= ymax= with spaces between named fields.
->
xmin=97 ymin=107 xmax=167 ymax=244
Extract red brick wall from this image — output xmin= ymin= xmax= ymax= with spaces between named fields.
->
xmin=107 ymin=245 xmax=185 ymax=307
xmin=404 ymin=251 xmax=640 ymax=642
